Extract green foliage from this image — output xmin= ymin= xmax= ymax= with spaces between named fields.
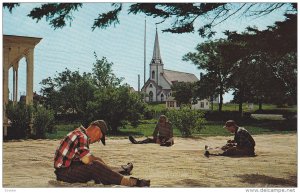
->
xmin=92 ymin=52 xmax=124 ymax=88
xmin=6 ymin=102 xmax=33 ymax=139
xmin=166 ymin=106 xmax=206 ymax=137
xmin=39 ymin=53 xmax=145 ymax=132
xmin=86 ymin=86 xmax=146 ymax=133
xmin=6 ymin=3 xmax=294 ymax=38
xmin=33 ymin=106 xmax=55 ymax=139
xmin=92 ymin=3 xmax=122 ymax=31
xmin=226 ymin=14 xmax=297 ymax=107
xmin=3 ymin=3 xmax=20 ymax=13
xmin=27 ymin=3 xmax=83 ymax=29
xmin=183 ymin=39 xmax=239 ymax=111
xmin=171 ymin=82 xmax=195 ymax=105
xmin=40 ymin=69 xmax=97 ymax=120
xmin=46 ymin=123 xmax=80 ymax=139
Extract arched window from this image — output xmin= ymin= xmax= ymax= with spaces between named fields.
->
xmin=152 ymin=71 xmax=155 ymax=79
xmin=149 ymin=91 xmax=153 ymax=102
xmin=149 ymin=83 xmax=153 ymax=88
xmin=161 ymin=93 xmax=164 ymax=101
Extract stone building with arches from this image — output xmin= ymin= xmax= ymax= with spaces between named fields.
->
xmin=3 ymin=35 xmax=42 ymax=137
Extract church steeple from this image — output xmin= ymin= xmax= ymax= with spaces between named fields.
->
xmin=149 ymin=26 xmax=164 ymax=87
xmin=152 ymin=27 xmax=163 ymax=64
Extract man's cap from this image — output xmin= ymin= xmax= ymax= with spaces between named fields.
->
xmin=90 ymin=120 xmax=108 ymax=145
xmin=223 ymin=120 xmax=238 ymax=128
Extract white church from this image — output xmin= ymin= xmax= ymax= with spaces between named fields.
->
xmin=141 ymin=29 xmax=211 ymax=110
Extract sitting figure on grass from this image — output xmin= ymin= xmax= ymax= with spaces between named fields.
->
xmin=204 ymin=120 xmax=256 ymax=157
xmin=129 ymin=115 xmax=174 ymax=147
xmin=53 ymin=120 xmax=150 ymax=187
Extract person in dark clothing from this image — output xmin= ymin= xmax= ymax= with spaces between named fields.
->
xmin=129 ymin=115 xmax=174 ymax=147
xmin=54 ymin=120 xmax=150 ymax=187
xmin=205 ymin=120 xmax=256 ymax=157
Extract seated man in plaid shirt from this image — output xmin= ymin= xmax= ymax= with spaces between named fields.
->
xmin=54 ymin=120 xmax=150 ymax=187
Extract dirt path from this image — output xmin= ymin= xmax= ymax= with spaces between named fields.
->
xmin=2 ymin=134 xmax=297 ymax=187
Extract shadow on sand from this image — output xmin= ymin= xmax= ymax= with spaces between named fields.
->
xmin=236 ymin=174 xmax=297 ymax=187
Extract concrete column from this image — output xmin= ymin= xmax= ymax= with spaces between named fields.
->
xmin=3 ymin=48 xmax=10 ymax=137
xmin=25 ymin=49 xmax=34 ymax=105
xmin=16 ymin=67 xmax=18 ymax=102
xmin=13 ymin=68 xmax=16 ymax=103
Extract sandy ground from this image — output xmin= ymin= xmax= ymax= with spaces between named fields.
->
xmin=2 ymin=134 xmax=297 ymax=188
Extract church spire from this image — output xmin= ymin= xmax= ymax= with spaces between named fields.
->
xmin=152 ymin=27 xmax=162 ymax=64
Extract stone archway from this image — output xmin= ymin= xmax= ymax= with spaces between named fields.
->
xmin=3 ymin=35 xmax=42 ymax=136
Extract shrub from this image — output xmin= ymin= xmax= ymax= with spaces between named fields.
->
xmin=6 ymin=102 xmax=33 ymax=139
xmin=166 ymin=105 xmax=206 ymax=137
xmin=33 ymin=106 xmax=55 ymax=139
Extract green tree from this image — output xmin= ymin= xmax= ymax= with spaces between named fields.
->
xmin=171 ymin=82 xmax=195 ymax=106
xmin=92 ymin=52 xmax=124 ymax=88
xmin=40 ymin=68 xmax=96 ymax=121
xmin=40 ymin=53 xmax=146 ymax=131
xmin=183 ymin=39 xmax=243 ymax=112
xmin=6 ymin=102 xmax=33 ymax=139
xmin=166 ymin=105 xmax=205 ymax=137
xmin=226 ymin=14 xmax=297 ymax=108
xmin=33 ymin=106 xmax=55 ymax=139
xmin=4 ymin=3 xmax=295 ymax=38
xmin=87 ymin=85 xmax=146 ymax=133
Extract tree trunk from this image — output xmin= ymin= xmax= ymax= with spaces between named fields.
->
xmin=218 ymin=92 xmax=223 ymax=112
xmin=210 ymin=96 xmax=214 ymax=111
xmin=239 ymin=101 xmax=243 ymax=117
xmin=238 ymin=87 xmax=244 ymax=117
xmin=258 ymin=100 xmax=263 ymax=111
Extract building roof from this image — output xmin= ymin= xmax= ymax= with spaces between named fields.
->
xmin=163 ymin=69 xmax=199 ymax=85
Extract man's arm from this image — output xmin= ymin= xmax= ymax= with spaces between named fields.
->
xmin=152 ymin=123 xmax=159 ymax=139
xmin=81 ymin=154 xmax=106 ymax=165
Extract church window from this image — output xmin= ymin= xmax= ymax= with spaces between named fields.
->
xmin=200 ymin=102 xmax=204 ymax=108
xmin=149 ymin=91 xmax=153 ymax=102
xmin=169 ymin=101 xmax=174 ymax=107
xmin=152 ymin=71 xmax=155 ymax=79
xmin=149 ymin=84 xmax=153 ymax=88
xmin=161 ymin=94 xmax=164 ymax=101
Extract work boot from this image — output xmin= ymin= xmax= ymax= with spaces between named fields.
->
xmin=131 ymin=177 xmax=150 ymax=187
xmin=129 ymin=136 xmax=138 ymax=144
xmin=160 ymin=141 xmax=172 ymax=147
xmin=120 ymin=162 xmax=133 ymax=175
xmin=204 ymin=150 xmax=210 ymax=158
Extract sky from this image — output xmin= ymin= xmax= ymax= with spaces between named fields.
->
xmin=2 ymin=2 xmax=288 ymax=102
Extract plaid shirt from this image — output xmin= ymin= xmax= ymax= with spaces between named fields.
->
xmin=234 ymin=127 xmax=256 ymax=149
xmin=54 ymin=126 xmax=91 ymax=169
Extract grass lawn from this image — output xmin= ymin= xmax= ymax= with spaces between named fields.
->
xmin=46 ymin=122 xmax=80 ymax=139
xmin=214 ymin=103 xmax=297 ymax=112
xmin=46 ymin=103 xmax=296 ymax=139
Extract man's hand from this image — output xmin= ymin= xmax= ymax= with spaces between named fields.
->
xmin=81 ymin=154 xmax=105 ymax=165
xmin=227 ymin=139 xmax=235 ymax=143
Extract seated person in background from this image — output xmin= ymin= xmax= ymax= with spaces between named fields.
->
xmin=205 ymin=120 xmax=255 ymax=157
xmin=129 ymin=115 xmax=174 ymax=147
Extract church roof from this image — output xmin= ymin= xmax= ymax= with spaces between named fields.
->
xmin=163 ymin=69 xmax=199 ymax=85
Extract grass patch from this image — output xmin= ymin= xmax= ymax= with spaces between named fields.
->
xmin=215 ymin=103 xmax=296 ymax=112
xmin=46 ymin=122 xmax=80 ymax=139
